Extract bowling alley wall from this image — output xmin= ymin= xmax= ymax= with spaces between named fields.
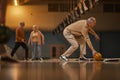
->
xmin=5 ymin=1 xmax=120 ymax=59
xmin=5 ymin=2 xmax=120 ymax=31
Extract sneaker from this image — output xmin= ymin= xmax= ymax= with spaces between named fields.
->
xmin=24 ymin=58 xmax=29 ymax=61
xmin=59 ymin=55 xmax=68 ymax=61
xmin=35 ymin=58 xmax=43 ymax=61
xmin=80 ymin=56 xmax=88 ymax=61
xmin=40 ymin=58 xmax=43 ymax=61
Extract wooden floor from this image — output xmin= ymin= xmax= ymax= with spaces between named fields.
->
xmin=0 ymin=58 xmax=120 ymax=80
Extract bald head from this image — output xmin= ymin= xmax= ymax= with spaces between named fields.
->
xmin=87 ymin=17 xmax=96 ymax=28
xmin=87 ymin=17 xmax=96 ymax=23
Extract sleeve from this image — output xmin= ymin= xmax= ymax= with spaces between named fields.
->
xmin=40 ymin=31 xmax=45 ymax=45
xmin=38 ymin=31 xmax=44 ymax=45
xmin=81 ymin=29 xmax=95 ymax=51
xmin=28 ymin=32 xmax=32 ymax=45
xmin=16 ymin=28 xmax=22 ymax=41
xmin=70 ymin=30 xmax=82 ymax=36
xmin=16 ymin=28 xmax=25 ymax=42
xmin=88 ymin=27 xmax=97 ymax=36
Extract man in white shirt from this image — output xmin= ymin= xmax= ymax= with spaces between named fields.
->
xmin=60 ymin=17 xmax=100 ymax=61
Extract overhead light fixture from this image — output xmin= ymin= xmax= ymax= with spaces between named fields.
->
xmin=14 ymin=0 xmax=18 ymax=6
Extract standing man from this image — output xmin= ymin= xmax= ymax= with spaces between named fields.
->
xmin=60 ymin=17 xmax=100 ymax=61
xmin=11 ymin=21 xmax=28 ymax=60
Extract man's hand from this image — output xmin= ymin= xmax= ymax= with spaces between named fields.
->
xmin=41 ymin=40 xmax=44 ymax=45
xmin=95 ymin=35 xmax=100 ymax=41
xmin=21 ymin=39 xmax=25 ymax=43
xmin=92 ymin=50 xmax=97 ymax=56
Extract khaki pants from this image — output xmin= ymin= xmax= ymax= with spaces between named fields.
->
xmin=62 ymin=29 xmax=86 ymax=57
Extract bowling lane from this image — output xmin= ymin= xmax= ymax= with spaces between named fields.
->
xmin=0 ymin=59 xmax=120 ymax=80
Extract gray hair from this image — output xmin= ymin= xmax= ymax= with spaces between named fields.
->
xmin=87 ymin=17 xmax=96 ymax=24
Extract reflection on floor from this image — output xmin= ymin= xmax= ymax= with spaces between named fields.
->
xmin=0 ymin=58 xmax=120 ymax=80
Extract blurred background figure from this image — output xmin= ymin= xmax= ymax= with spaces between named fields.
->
xmin=0 ymin=24 xmax=18 ymax=63
xmin=28 ymin=25 xmax=44 ymax=60
xmin=10 ymin=21 xmax=29 ymax=61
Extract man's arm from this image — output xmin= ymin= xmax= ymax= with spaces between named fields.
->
xmin=40 ymin=31 xmax=45 ymax=45
xmin=82 ymin=30 xmax=97 ymax=55
xmin=68 ymin=28 xmax=82 ymax=36
xmin=38 ymin=31 xmax=44 ymax=45
xmin=88 ymin=27 xmax=100 ymax=41
xmin=70 ymin=31 xmax=82 ymax=36
xmin=28 ymin=32 xmax=32 ymax=46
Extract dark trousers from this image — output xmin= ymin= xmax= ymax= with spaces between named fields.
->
xmin=11 ymin=42 xmax=28 ymax=60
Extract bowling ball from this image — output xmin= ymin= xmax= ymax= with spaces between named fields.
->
xmin=0 ymin=25 xmax=12 ymax=44
xmin=93 ymin=52 xmax=102 ymax=61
